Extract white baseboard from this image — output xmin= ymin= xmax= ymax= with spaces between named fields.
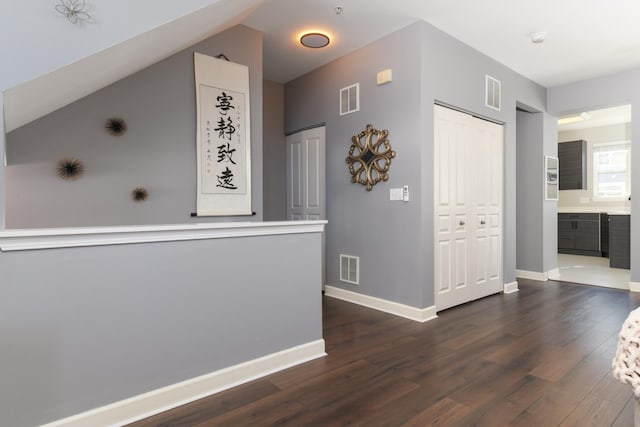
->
xmin=547 ymin=268 xmax=560 ymax=280
xmin=515 ymin=269 xmax=548 ymax=281
xmin=503 ymin=281 xmax=519 ymax=294
xmin=630 ymin=282 xmax=640 ymax=292
xmin=42 ymin=340 xmax=326 ymax=427
xmin=324 ymin=285 xmax=437 ymax=323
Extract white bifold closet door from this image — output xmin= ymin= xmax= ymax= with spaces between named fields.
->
xmin=434 ymin=105 xmax=503 ymax=311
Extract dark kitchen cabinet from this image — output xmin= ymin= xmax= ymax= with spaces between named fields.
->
xmin=558 ymin=140 xmax=587 ymax=190
xmin=558 ymin=213 xmax=600 ymax=256
xmin=600 ymin=213 xmax=609 ymax=257
xmin=609 ymin=215 xmax=630 ymax=269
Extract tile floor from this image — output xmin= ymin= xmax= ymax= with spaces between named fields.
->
xmin=548 ymin=253 xmax=631 ymax=290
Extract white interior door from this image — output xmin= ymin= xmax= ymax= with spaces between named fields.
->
xmin=434 ymin=105 xmax=503 ymax=311
xmin=286 ymin=126 xmax=326 ymax=221
xmin=286 ymin=126 xmax=326 ymax=287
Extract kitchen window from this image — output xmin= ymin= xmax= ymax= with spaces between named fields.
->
xmin=592 ymin=141 xmax=631 ymax=200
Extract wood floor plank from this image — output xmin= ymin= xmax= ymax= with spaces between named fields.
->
xmin=127 ymin=379 xmax=280 ymax=427
xmin=447 ymin=362 xmax=530 ymax=409
xmin=127 ymin=280 xmax=640 ymax=427
xmin=455 ymin=374 xmax=554 ymax=426
xmin=590 ymin=369 xmax=634 ymax=406
xmin=400 ymin=397 xmax=472 ymax=426
xmin=511 ymin=392 xmax=579 ymax=426
xmin=191 ymin=392 xmax=305 ymax=427
xmin=528 ymin=344 xmax=594 ymax=382
xmin=611 ymin=396 xmax=635 ymax=427
xmin=559 ymin=394 xmax=627 ymax=427
xmin=279 ymin=374 xmax=419 ymax=426
xmin=510 ymin=358 xmax=615 ymax=426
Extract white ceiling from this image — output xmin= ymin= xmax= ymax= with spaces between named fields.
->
xmin=243 ymin=0 xmax=640 ymax=86
xmin=558 ymin=104 xmax=632 ymax=132
xmin=5 ymin=0 xmax=640 ymax=133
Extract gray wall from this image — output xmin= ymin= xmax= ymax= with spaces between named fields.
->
xmin=4 ymin=25 xmax=263 ymax=228
xmin=286 ymin=23 xmax=424 ymax=307
xmin=548 ymin=69 xmax=640 ymax=282
xmin=262 ymin=80 xmax=286 ymax=220
xmin=515 ymin=110 xmax=557 ymax=274
xmin=516 ymin=111 xmax=544 ymax=272
xmin=542 ymin=113 xmax=558 ymax=272
xmin=0 ymin=23 xmax=322 ymax=427
xmin=543 ymin=112 xmax=559 ymax=273
xmin=0 ymin=92 xmax=4 ymax=228
xmin=285 ymin=21 xmax=547 ymax=309
xmin=417 ymin=22 xmax=547 ymax=299
xmin=0 ymin=232 xmax=323 ymax=427
xmin=558 ymin=122 xmax=632 ymax=211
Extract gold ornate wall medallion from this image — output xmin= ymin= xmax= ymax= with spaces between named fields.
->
xmin=346 ymin=124 xmax=396 ymax=191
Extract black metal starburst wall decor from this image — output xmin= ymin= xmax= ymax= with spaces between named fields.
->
xmin=105 ymin=117 xmax=128 ymax=136
xmin=56 ymin=157 xmax=85 ymax=180
xmin=131 ymin=187 xmax=149 ymax=203
xmin=346 ymin=124 xmax=396 ymax=191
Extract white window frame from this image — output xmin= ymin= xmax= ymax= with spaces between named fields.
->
xmin=592 ymin=140 xmax=631 ymax=201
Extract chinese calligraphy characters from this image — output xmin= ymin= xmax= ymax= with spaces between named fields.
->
xmin=200 ymin=85 xmax=246 ymax=195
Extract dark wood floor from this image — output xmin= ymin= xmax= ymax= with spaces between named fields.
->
xmin=129 ymin=279 xmax=640 ymax=426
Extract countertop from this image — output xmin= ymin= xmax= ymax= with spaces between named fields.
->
xmin=558 ymin=207 xmax=630 ymax=215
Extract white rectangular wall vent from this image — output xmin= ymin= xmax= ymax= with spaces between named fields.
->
xmin=340 ymin=83 xmax=359 ymax=115
xmin=340 ymin=254 xmax=359 ymax=285
xmin=485 ymin=75 xmax=501 ymax=111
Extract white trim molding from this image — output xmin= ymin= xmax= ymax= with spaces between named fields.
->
xmin=324 ymin=285 xmax=437 ymax=323
xmin=630 ymin=282 xmax=640 ymax=293
xmin=503 ymin=281 xmax=519 ymax=294
xmin=515 ymin=269 xmax=549 ymax=281
xmin=42 ymin=340 xmax=326 ymax=427
xmin=547 ymin=268 xmax=560 ymax=280
xmin=0 ymin=220 xmax=327 ymax=252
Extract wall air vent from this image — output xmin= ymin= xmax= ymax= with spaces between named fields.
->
xmin=340 ymin=254 xmax=359 ymax=285
xmin=485 ymin=75 xmax=501 ymax=111
xmin=340 ymin=83 xmax=359 ymax=115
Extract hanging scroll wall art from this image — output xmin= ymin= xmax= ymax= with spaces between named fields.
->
xmin=194 ymin=52 xmax=252 ymax=216
xmin=346 ymin=124 xmax=396 ymax=191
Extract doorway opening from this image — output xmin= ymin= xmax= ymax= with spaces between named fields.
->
xmin=549 ymin=104 xmax=631 ymax=289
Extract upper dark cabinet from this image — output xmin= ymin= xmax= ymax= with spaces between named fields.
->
xmin=558 ymin=140 xmax=587 ymax=190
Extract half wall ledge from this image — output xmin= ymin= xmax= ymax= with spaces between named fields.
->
xmin=0 ymin=220 xmax=327 ymax=251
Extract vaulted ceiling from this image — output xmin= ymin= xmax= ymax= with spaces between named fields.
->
xmin=4 ymin=0 xmax=640 ymax=132
xmin=1 ymin=0 xmax=261 ymax=132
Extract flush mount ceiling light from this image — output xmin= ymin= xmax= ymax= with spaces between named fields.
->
xmin=300 ymin=32 xmax=330 ymax=49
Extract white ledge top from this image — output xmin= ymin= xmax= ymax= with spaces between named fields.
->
xmin=0 ymin=220 xmax=327 ymax=252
